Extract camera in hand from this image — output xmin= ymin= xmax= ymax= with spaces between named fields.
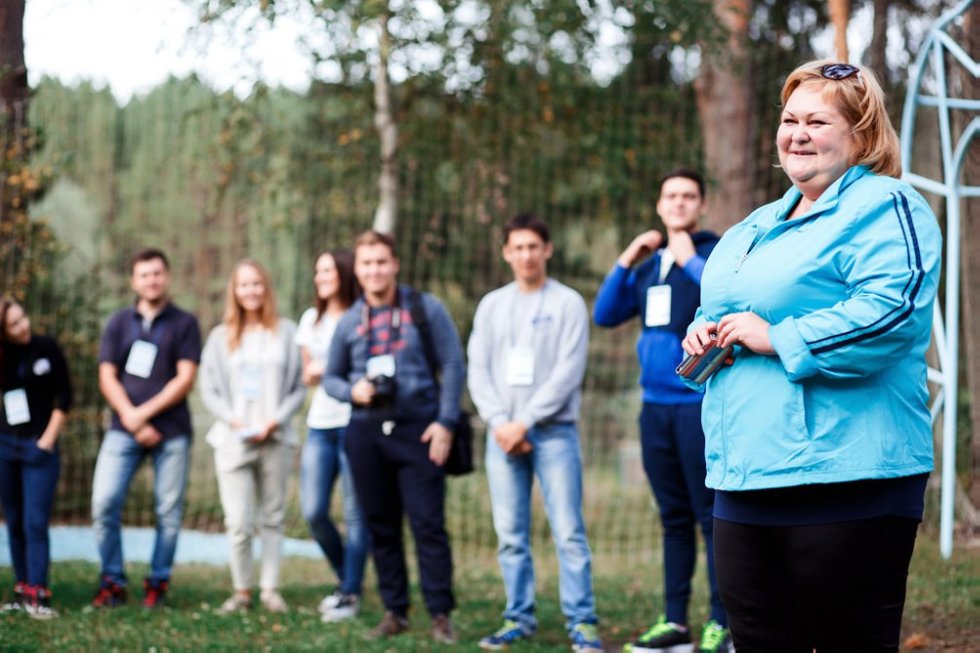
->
xmin=370 ymin=374 xmax=396 ymax=407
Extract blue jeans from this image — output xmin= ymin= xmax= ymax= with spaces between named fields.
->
xmin=0 ymin=433 xmax=61 ymax=586
xmin=300 ymin=427 xmax=368 ymax=596
xmin=640 ymin=402 xmax=725 ymax=626
xmin=484 ymin=422 xmax=597 ymax=632
xmin=91 ymin=430 xmax=190 ymax=585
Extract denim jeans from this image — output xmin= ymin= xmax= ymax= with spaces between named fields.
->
xmin=484 ymin=422 xmax=597 ymax=632
xmin=0 ymin=433 xmax=61 ymax=586
xmin=300 ymin=427 xmax=368 ymax=596
xmin=91 ymin=430 xmax=190 ymax=585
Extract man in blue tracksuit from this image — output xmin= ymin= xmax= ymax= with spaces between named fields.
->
xmin=594 ymin=168 xmax=729 ymax=653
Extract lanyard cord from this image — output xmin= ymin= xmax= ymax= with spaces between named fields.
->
xmin=361 ymin=291 xmax=404 ymax=357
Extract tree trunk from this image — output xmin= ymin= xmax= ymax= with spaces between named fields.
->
xmin=956 ymin=3 xmax=980 ymax=517
xmin=372 ymin=11 xmax=398 ymax=235
xmin=828 ymin=0 xmax=850 ymax=62
xmin=0 ymin=0 xmax=27 ymax=138
xmin=868 ymin=0 xmax=888 ymax=83
xmin=694 ymin=0 xmax=755 ymax=232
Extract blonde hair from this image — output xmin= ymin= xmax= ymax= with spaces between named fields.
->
xmin=223 ymin=259 xmax=279 ymax=351
xmin=780 ymin=60 xmax=901 ymax=178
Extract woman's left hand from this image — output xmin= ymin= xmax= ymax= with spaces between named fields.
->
xmin=717 ymin=312 xmax=775 ymax=354
xmin=36 ymin=435 xmax=57 ymax=452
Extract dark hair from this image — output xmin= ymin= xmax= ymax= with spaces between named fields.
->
xmin=129 ymin=247 xmax=170 ymax=274
xmin=503 ymin=213 xmax=551 ymax=245
xmin=660 ymin=167 xmax=706 ymax=200
xmin=354 ymin=230 xmax=398 ymax=259
xmin=0 ymin=297 xmax=16 ymax=387
xmin=314 ymin=248 xmax=362 ymax=322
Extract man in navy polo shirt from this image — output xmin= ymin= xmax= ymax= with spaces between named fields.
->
xmin=90 ymin=248 xmax=201 ymax=609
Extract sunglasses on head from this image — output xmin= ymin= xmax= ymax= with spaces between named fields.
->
xmin=821 ymin=63 xmax=861 ymax=81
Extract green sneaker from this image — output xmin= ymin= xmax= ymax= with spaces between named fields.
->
xmin=698 ymin=620 xmax=732 ymax=653
xmin=622 ymin=615 xmax=693 ymax=653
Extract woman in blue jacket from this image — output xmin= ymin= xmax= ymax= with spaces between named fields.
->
xmin=682 ymin=61 xmax=941 ymax=651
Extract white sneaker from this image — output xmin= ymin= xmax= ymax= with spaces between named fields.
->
xmin=321 ymin=593 xmax=359 ymax=623
xmin=25 ymin=602 xmax=59 ymax=620
xmin=318 ymin=590 xmax=344 ymax=614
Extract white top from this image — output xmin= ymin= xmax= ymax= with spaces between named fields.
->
xmin=230 ymin=329 xmax=284 ymax=429
xmin=296 ymin=307 xmax=352 ymax=429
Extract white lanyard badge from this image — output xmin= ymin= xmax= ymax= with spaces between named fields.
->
xmin=3 ymin=389 xmax=30 ymax=425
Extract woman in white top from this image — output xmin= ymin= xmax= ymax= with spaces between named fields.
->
xmin=200 ymin=260 xmax=304 ymax=614
xmin=296 ymin=248 xmax=369 ymax=622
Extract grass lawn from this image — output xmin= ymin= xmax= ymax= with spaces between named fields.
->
xmin=0 ymin=535 xmax=976 ymax=651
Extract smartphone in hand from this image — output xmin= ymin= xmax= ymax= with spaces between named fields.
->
xmin=676 ymin=333 xmax=733 ymax=384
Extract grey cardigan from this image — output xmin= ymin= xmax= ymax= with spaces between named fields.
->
xmin=200 ymin=318 xmax=305 ymax=447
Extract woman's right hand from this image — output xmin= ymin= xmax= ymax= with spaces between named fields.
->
xmin=682 ymin=322 xmax=717 ymax=356
xmin=301 ymin=359 xmax=325 ymax=386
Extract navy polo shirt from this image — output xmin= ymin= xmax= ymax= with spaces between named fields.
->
xmin=99 ymin=302 xmax=202 ymax=438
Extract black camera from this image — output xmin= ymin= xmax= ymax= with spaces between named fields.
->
xmin=370 ymin=374 xmax=396 ymax=407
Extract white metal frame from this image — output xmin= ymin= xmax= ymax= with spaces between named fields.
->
xmin=899 ymin=0 xmax=978 ymax=559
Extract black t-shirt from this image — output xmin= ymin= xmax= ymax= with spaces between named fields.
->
xmin=0 ymin=334 xmax=72 ymax=438
xmin=99 ymin=303 xmax=201 ymax=438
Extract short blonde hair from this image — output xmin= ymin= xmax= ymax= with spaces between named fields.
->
xmin=780 ymin=60 xmax=901 ymax=178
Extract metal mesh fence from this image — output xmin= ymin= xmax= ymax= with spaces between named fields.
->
xmin=1 ymin=6 xmax=966 ymax=566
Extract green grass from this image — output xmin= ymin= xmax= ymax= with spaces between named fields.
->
xmin=0 ymin=534 xmax=977 ymax=651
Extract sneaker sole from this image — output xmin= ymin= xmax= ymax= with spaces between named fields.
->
xmin=630 ymin=645 xmax=695 ymax=653
xmin=321 ymin=610 xmax=358 ymax=623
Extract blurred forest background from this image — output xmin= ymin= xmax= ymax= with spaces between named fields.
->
xmin=0 ymin=0 xmax=976 ymax=560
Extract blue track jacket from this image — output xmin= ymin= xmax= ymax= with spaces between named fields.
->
xmin=594 ymin=231 xmax=719 ymax=404
xmin=689 ymin=166 xmax=941 ymax=491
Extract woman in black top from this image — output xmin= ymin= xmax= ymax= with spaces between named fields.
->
xmin=0 ymin=298 xmax=71 ymax=619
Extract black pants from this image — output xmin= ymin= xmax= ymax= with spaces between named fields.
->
xmin=345 ymin=417 xmax=455 ymax=617
xmin=713 ymin=516 xmax=919 ymax=652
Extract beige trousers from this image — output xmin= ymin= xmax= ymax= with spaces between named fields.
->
xmin=213 ymin=438 xmax=295 ymax=591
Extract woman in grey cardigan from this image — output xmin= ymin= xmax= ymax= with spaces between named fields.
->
xmin=200 ymin=260 xmax=304 ymax=614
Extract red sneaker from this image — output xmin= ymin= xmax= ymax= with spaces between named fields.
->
xmin=24 ymin=585 xmax=58 ymax=620
xmin=91 ymin=576 xmax=127 ymax=608
xmin=142 ymin=578 xmax=169 ymax=609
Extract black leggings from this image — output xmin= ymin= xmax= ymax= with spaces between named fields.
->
xmin=713 ymin=516 xmax=919 ymax=653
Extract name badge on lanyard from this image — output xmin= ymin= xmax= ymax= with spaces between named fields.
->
xmin=125 ymin=340 xmax=159 ymax=379
xmin=3 ymin=388 xmax=31 ymax=425
xmin=506 ymin=346 xmax=535 ymax=386
xmin=645 ymin=285 xmax=672 ymax=327
xmin=366 ymin=354 xmax=396 ymax=379
xmin=239 ymin=364 xmax=264 ymax=401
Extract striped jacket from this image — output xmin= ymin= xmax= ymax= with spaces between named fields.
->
xmin=690 ymin=165 xmax=941 ymax=491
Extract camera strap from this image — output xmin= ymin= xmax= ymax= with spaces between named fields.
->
xmin=361 ymin=289 xmax=403 ymax=356
xmin=408 ymin=289 xmax=440 ymax=386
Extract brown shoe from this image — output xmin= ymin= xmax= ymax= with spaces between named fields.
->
xmin=432 ymin=613 xmax=457 ymax=645
xmin=366 ymin=611 xmax=410 ymax=640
